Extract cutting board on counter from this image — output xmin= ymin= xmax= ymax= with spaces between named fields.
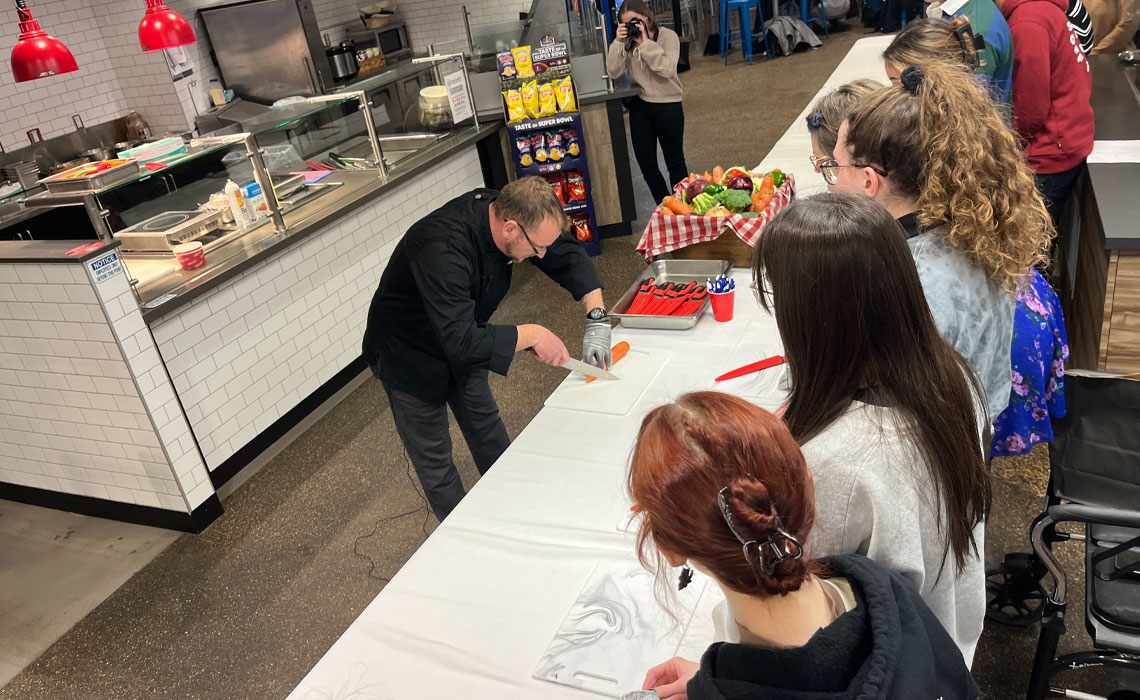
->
xmin=544 ymin=349 xmax=668 ymax=416
xmin=533 ymin=560 xmax=709 ymax=698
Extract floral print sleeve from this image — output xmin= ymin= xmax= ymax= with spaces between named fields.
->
xmin=990 ymin=269 xmax=1069 ymax=458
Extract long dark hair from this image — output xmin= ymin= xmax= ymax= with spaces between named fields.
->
xmin=753 ymin=192 xmax=991 ymax=573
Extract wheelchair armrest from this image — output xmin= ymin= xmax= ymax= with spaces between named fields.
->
xmin=1044 ymin=503 xmax=1140 ymax=530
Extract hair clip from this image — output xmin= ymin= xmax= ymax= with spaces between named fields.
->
xmin=716 ymin=481 xmax=804 ymax=577
xmin=808 ymin=112 xmax=823 ymax=128
xmin=899 ymin=65 xmax=924 ymax=95
xmin=953 ymin=24 xmax=982 ymax=69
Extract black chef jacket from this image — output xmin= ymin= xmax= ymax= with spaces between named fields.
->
xmin=362 ymin=189 xmax=604 ymax=404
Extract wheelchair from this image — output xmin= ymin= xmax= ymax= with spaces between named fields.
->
xmin=984 ymin=370 xmax=1140 ymax=700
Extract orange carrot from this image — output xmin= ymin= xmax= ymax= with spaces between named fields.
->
xmin=661 ymin=195 xmax=694 ymax=215
xmin=711 ymin=165 xmax=724 ymax=184
xmin=587 ymin=341 xmax=631 ymax=383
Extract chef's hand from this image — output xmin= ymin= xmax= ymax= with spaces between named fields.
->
xmin=643 ymin=657 xmax=699 ymax=700
xmin=583 ymin=314 xmax=613 ymax=369
xmin=518 ymin=324 xmax=570 ymax=366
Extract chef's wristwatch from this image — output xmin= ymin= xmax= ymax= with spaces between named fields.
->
xmin=586 ymin=307 xmax=608 ymax=321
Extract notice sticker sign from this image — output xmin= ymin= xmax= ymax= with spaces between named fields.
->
xmin=88 ymin=250 xmax=122 ymax=285
xmin=444 ymin=70 xmax=474 ymax=125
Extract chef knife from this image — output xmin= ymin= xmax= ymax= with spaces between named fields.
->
xmin=714 ymin=355 xmax=785 ymax=382
xmin=562 ymin=356 xmax=620 ymax=381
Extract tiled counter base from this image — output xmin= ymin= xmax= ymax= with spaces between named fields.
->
xmin=0 ymin=243 xmax=219 ymax=530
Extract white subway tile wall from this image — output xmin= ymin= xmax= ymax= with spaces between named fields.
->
xmin=0 ymin=0 xmax=187 ymax=151
xmin=84 ymin=250 xmax=216 ymax=510
xmin=150 ymin=147 xmax=483 ymax=471
xmin=0 ymin=261 xmax=193 ymax=510
xmin=400 ymin=0 xmax=533 ymax=51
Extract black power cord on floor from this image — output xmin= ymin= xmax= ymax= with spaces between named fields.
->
xmin=352 ymin=398 xmax=433 ymax=583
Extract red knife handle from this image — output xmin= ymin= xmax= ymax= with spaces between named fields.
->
xmin=714 ymin=355 xmax=785 ymax=382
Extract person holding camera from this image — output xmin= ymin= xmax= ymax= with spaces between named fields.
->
xmin=606 ymin=0 xmax=687 ymax=206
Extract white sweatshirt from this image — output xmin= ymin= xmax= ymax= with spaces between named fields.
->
xmin=800 ymin=400 xmax=986 ymax=666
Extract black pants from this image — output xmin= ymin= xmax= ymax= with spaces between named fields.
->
xmin=1036 ymin=163 xmax=1083 ymax=227
xmin=382 ymin=369 xmax=510 ymax=521
xmin=628 ymin=97 xmax=688 ymax=205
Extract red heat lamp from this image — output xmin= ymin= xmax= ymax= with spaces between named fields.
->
xmin=138 ymin=0 xmax=195 ymax=53
xmin=10 ymin=0 xmax=78 ymax=83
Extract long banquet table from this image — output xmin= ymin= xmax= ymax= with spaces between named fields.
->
xmin=286 ymin=36 xmax=893 ymax=700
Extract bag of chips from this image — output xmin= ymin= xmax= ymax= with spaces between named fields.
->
xmin=564 ymin=129 xmax=580 ymax=157
xmin=504 ymin=90 xmax=526 ymax=123
xmin=572 ymin=215 xmax=594 ymax=242
xmin=531 ymin=133 xmax=548 ymax=163
xmin=566 ymin=171 xmax=587 ymax=202
xmin=545 ymin=174 xmax=566 ymax=204
xmin=546 ymin=131 xmax=564 ymax=161
xmin=497 ymin=51 xmax=516 ymax=79
xmin=516 ymin=135 xmax=533 ymax=167
xmin=537 ymin=82 xmax=557 ymax=117
xmin=519 ymin=81 xmax=539 ymax=119
xmin=512 ymin=46 xmax=535 ymax=79
xmin=555 ymin=77 xmax=577 ymax=113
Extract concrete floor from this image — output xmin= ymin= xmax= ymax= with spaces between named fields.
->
xmin=0 ymin=501 xmax=178 ymax=688
xmin=1 ymin=24 xmax=1130 ymax=700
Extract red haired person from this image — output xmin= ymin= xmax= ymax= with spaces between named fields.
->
xmin=628 ymin=392 xmax=978 ymax=700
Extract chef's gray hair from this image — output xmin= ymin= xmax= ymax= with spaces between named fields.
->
xmin=496 ymin=176 xmax=571 ymax=232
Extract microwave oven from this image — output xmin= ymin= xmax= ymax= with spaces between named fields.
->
xmin=347 ymin=21 xmax=412 ymax=63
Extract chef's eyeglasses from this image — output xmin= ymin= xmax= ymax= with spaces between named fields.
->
xmin=818 ymin=159 xmax=887 ymax=186
xmin=508 ymin=219 xmax=549 ymax=256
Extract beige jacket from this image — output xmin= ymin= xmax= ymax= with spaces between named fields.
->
xmin=1087 ymin=0 xmax=1136 ymax=53
xmin=605 ymin=27 xmax=684 ymax=103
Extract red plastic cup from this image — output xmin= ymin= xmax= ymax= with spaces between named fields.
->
xmin=709 ymin=289 xmax=734 ymax=322
xmin=173 ymin=242 xmax=206 ymax=271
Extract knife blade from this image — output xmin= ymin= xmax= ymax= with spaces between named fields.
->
xmin=562 ymin=357 xmax=620 ymax=381
xmin=714 ymin=355 xmax=785 ymax=382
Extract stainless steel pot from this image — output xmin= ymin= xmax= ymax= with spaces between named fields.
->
xmin=326 ymin=41 xmax=358 ymax=82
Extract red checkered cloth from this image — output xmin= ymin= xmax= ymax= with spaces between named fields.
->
xmin=635 ymin=174 xmax=797 ymax=260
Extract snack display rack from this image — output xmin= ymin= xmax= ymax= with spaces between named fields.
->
xmin=499 ymin=35 xmax=602 ymax=256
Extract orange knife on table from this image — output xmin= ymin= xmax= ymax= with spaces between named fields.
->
xmin=715 ymin=355 xmax=785 ymax=382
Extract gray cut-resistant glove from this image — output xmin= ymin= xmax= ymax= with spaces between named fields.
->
xmin=583 ymin=309 xmax=613 ymax=369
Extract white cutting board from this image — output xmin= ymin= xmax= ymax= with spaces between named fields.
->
xmin=544 ymin=349 xmax=669 ymax=416
xmin=533 ymin=560 xmax=709 ymax=698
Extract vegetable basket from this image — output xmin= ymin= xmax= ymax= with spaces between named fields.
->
xmin=635 ymin=174 xmax=796 ymax=266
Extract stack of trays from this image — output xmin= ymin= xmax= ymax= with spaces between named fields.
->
xmin=3 ymin=161 xmax=41 ymax=190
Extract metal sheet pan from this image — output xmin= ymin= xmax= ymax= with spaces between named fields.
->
xmin=608 ymin=259 xmax=731 ymax=330
xmin=40 ymin=159 xmax=140 ymax=194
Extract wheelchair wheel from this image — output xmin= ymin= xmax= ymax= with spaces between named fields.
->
xmin=986 ymin=552 xmax=1048 ymax=626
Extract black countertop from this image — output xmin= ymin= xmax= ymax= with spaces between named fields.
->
xmin=0 ymin=238 xmax=121 ymax=264
xmin=1088 ymin=53 xmax=1140 ymax=250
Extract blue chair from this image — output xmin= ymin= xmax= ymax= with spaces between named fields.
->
xmin=800 ymin=0 xmax=830 ymax=37
xmin=720 ymin=0 xmax=770 ymax=64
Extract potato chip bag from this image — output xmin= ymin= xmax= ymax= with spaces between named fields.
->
xmin=531 ymin=133 xmax=548 ymax=162
xmin=504 ymin=90 xmax=526 ymax=123
xmin=555 ymin=77 xmax=577 ymax=113
xmin=497 ymin=51 xmax=516 ymax=79
xmin=519 ymin=81 xmax=539 ymax=119
xmin=537 ymin=82 xmax=557 ymax=117
xmin=516 ymin=135 xmax=533 ymax=166
xmin=511 ymin=46 xmax=535 ymax=79
xmin=564 ymin=128 xmax=580 ymax=156
xmin=546 ymin=131 xmax=564 ymax=161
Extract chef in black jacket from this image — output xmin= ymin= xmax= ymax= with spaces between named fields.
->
xmin=362 ymin=176 xmax=610 ymax=520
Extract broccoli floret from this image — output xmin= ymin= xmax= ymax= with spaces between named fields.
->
xmin=717 ymin=188 xmax=753 ymax=213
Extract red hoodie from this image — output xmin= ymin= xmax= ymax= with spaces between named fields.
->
xmin=1001 ymin=0 xmax=1094 ymax=174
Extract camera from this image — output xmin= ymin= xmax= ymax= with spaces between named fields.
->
xmin=624 ymin=18 xmax=643 ymax=40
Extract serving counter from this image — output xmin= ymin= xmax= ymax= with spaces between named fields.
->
xmin=1059 ymin=53 xmax=1140 ymax=372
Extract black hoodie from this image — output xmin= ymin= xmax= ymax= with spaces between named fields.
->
xmin=686 ymin=554 xmax=979 ymax=700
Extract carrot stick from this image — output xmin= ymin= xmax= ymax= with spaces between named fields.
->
xmin=587 ymin=341 xmax=631 ymax=383
xmin=661 ymin=196 xmax=694 ymax=215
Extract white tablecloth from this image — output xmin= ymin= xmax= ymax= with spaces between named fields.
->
xmin=287 ymin=37 xmax=891 ymax=700
xmin=754 ymin=35 xmax=894 ymax=197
